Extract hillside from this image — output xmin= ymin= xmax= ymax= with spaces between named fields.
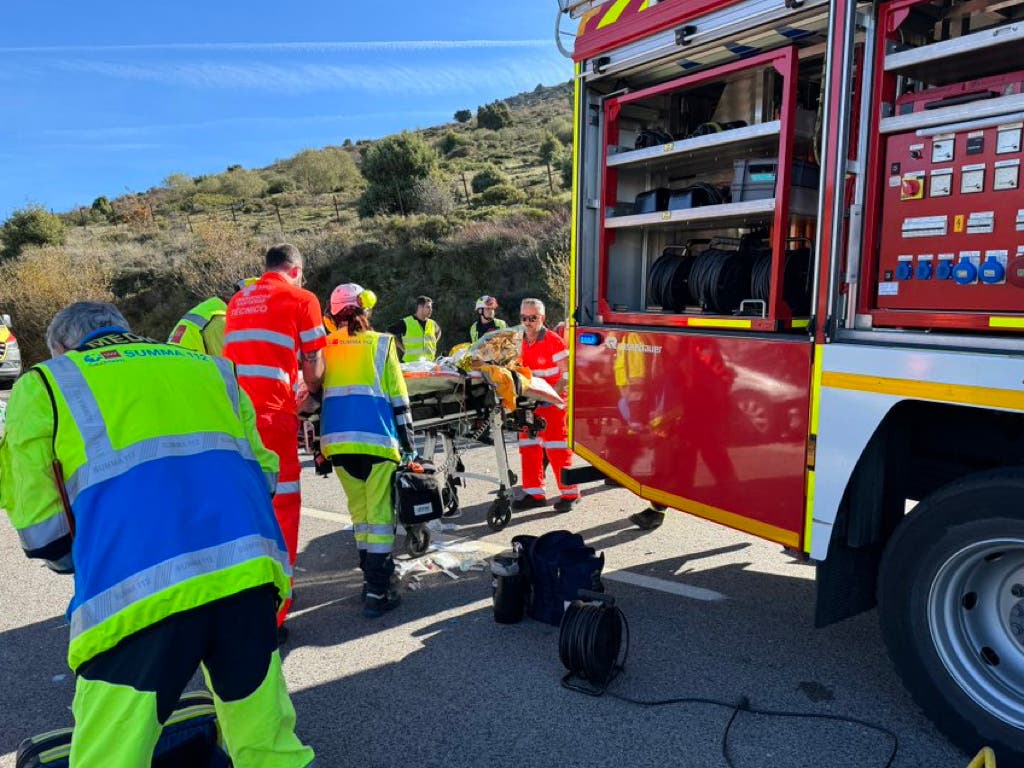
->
xmin=0 ymin=82 xmax=575 ymax=364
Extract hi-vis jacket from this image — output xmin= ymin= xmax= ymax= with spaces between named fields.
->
xmin=0 ymin=330 xmax=289 ymax=671
xmin=168 ymin=296 xmax=227 ymax=356
xmin=469 ymin=317 xmax=507 ymax=343
xmin=320 ymin=329 xmax=413 ymax=463
xmin=400 ymin=316 xmax=440 ymax=363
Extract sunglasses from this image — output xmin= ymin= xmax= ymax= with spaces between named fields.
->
xmin=520 ymin=314 xmax=540 ymax=322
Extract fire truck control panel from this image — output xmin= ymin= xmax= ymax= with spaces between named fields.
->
xmin=870 ymin=66 xmax=1024 ymax=323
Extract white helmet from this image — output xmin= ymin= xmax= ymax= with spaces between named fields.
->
xmin=475 ymin=295 xmax=499 ymax=311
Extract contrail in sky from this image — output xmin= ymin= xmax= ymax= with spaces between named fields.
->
xmin=0 ymin=40 xmax=550 ymax=54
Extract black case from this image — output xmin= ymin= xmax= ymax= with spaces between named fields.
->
xmin=633 ymin=188 xmax=672 ymax=214
xmin=394 ymin=465 xmax=444 ymax=525
xmin=16 ymin=691 xmax=229 ymax=768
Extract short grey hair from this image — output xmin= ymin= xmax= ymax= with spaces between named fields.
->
xmin=46 ymin=302 xmax=129 ymax=356
xmin=520 ymin=298 xmax=546 ymax=316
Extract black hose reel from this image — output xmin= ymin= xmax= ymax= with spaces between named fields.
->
xmin=558 ymin=593 xmax=629 ymax=696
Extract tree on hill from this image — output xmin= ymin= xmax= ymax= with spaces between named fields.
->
xmin=91 ymin=196 xmax=115 ymax=222
xmin=221 ymin=167 xmax=267 ymax=199
xmin=358 ymin=132 xmax=439 ymax=217
xmin=476 ymin=100 xmax=513 ymax=130
xmin=289 ymin=148 xmax=362 ymax=195
xmin=454 ymin=109 xmax=472 ymax=124
xmin=1 ymin=205 xmax=66 ymax=259
xmin=539 ymin=132 xmax=563 ymax=192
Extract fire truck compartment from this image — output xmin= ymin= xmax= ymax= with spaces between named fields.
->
xmin=572 ymin=328 xmax=811 ymax=547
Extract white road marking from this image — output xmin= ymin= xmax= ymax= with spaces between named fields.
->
xmin=603 ymin=570 xmax=726 ymax=602
xmin=300 ymin=504 xmax=726 ymax=602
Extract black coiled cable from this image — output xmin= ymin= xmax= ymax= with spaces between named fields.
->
xmin=689 ymin=244 xmax=753 ymax=315
xmin=559 ymin=600 xmax=629 ymax=696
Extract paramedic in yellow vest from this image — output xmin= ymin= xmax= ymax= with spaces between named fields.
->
xmin=323 ymin=284 xmax=416 ymax=617
xmin=389 ymin=295 xmax=441 ymax=363
xmin=0 ymin=301 xmax=314 ymax=768
xmin=168 ymin=278 xmax=258 ymax=356
xmin=469 ymin=295 xmax=507 ymax=342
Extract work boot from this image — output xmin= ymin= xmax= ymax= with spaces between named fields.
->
xmin=553 ymin=497 xmax=579 ymax=514
xmin=363 ymin=588 xmax=402 ymax=618
xmin=512 ymin=495 xmax=547 ymax=511
xmin=361 ymin=574 xmax=400 ymax=602
xmin=629 ymin=506 xmax=666 ymax=531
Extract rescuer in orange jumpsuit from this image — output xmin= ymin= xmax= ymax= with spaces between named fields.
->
xmin=513 ymin=297 xmax=579 ymax=513
xmin=223 ymin=243 xmax=326 ymax=642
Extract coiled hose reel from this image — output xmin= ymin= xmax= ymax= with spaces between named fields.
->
xmin=559 ymin=594 xmax=629 ymax=696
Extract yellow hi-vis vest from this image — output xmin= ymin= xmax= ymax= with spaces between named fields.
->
xmin=0 ymin=332 xmax=288 ymax=670
xmin=321 ymin=329 xmax=410 ymax=462
xmin=168 ymin=297 xmax=227 ymax=356
xmin=401 ymin=316 xmax=439 ymax=363
xmin=469 ymin=317 xmax=508 ymax=342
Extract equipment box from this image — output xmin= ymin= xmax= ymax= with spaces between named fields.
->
xmin=731 ymin=159 xmax=820 ymax=211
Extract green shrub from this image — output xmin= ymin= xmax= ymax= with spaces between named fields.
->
xmin=476 ymin=100 xmax=513 ymax=130
xmin=1 ymin=206 xmax=67 ymax=259
xmin=454 ymin=109 xmax=472 ymax=124
xmin=478 ymin=183 xmax=526 ymax=206
xmin=358 ymin=132 xmax=439 ymax=217
xmin=288 ymin=148 xmax=362 ymax=195
xmin=471 ymin=167 xmax=508 ymax=194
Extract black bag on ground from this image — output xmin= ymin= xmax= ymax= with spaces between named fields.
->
xmin=513 ymin=530 xmax=605 ymax=626
xmin=16 ymin=691 xmax=230 ymax=767
xmin=393 ymin=462 xmax=444 ymax=525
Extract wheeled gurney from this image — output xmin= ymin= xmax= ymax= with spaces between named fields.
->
xmin=401 ymin=368 xmax=554 ymax=555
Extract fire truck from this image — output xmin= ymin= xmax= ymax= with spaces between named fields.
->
xmin=555 ymin=0 xmax=1024 ymax=758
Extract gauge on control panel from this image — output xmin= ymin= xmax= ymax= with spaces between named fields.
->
xmin=961 ymin=164 xmax=985 ymax=194
xmin=929 ymin=169 xmax=953 ymax=197
xmin=997 ymin=123 xmax=1023 ymax=155
xmin=932 ymin=134 xmax=955 ymax=163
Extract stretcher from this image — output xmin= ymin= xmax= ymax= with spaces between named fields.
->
xmin=401 ymin=367 xmax=559 ymax=555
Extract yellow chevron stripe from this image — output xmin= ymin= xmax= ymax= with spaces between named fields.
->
xmin=597 ymin=0 xmax=633 ymax=29
xmin=821 ymin=372 xmax=1024 ymax=412
xmin=639 ymin=0 xmax=650 ymax=9
xmin=990 ymin=316 xmax=1024 ymax=329
xmin=575 ymin=444 xmax=800 ymax=548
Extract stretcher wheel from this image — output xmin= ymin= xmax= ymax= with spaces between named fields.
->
xmin=405 ymin=525 xmax=431 ymax=557
xmin=486 ymin=499 xmax=513 ymax=531
xmin=442 ymin=477 xmax=460 ymax=517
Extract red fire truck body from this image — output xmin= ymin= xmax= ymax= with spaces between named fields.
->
xmin=558 ymin=0 xmax=1024 ymax=758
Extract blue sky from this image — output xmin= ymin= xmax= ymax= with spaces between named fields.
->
xmin=0 ymin=1 xmax=574 ymax=218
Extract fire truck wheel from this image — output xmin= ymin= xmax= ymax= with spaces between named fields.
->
xmin=405 ymin=526 xmax=431 ymax=557
xmin=878 ymin=468 xmax=1024 ymax=761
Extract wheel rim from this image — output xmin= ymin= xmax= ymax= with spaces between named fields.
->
xmin=928 ymin=537 xmax=1024 ymax=729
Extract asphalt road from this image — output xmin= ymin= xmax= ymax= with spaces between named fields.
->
xmin=0 ymin=438 xmax=968 ymax=768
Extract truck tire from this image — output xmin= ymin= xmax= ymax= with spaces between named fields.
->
xmin=878 ymin=468 xmax=1024 ymax=761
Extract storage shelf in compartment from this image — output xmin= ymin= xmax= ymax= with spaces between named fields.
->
xmin=605 ymin=197 xmax=816 ymax=230
xmin=607 ymin=121 xmax=785 ymax=171
xmin=884 ymin=22 xmax=1024 ymax=85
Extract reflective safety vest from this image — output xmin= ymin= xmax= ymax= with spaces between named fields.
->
xmin=168 ymin=297 xmax=227 ymax=356
xmin=321 ymin=329 xmax=410 ymax=462
xmin=401 ymin=316 xmax=440 ymax=363
xmin=469 ymin=317 xmax=507 ymax=342
xmin=12 ymin=335 xmax=289 ymax=670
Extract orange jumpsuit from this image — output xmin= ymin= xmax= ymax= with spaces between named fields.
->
xmin=519 ymin=328 xmax=578 ymax=502
xmin=223 ymin=272 xmax=326 ymax=624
